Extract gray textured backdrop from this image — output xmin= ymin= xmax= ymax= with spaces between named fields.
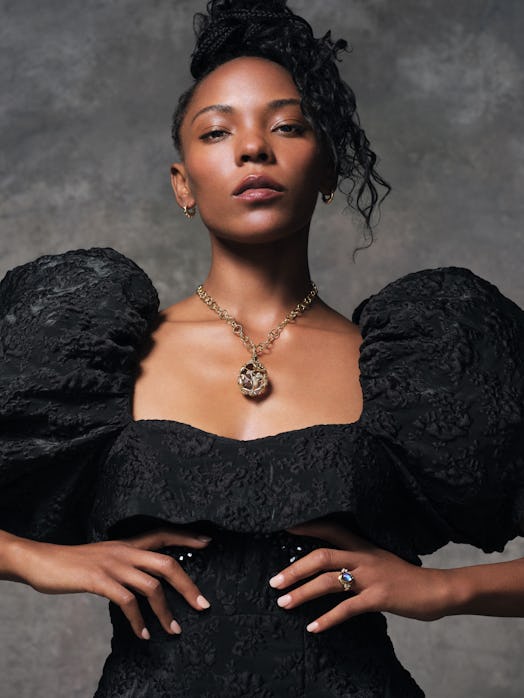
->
xmin=1 ymin=1 xmax=523 ymax=696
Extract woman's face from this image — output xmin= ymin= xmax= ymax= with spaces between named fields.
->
xmin=172 ymin=56 xmax=335 ymax=244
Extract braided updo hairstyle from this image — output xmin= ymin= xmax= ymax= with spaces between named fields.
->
xmin=171 ymin=0 xmax=391 ymax=253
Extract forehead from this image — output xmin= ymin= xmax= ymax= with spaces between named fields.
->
xmin=188 ymin=56 xmax=301 ymax=113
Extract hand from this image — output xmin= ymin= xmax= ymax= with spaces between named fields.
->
xmin=8 ymin=525 xmax=213 ymax=640
xmin=268 ymin=518 xmax=451 ymax=633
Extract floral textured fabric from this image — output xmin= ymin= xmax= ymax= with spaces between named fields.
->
xmin=1 ymin=247 xmax=523 ymax=697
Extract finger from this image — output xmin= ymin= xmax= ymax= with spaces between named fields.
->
xmin=94 ymin=576 xmax=150 ymax=641
xmin=275 ymin=570 xmax=360 ymax=610
xmin=120 ymin=527 xmax=212 ymax=551
xmin=269 ymin=547 xmax=355 ymax=589
xmin=285 ymin=520 xmax=373 ymax=552
xmin=305 ymin=592 xmax=375 ymax=634
xmin=115 ymin=566 xmax=182 ymax=635
xmin=135 ymin=550 xmax=211 ymax=613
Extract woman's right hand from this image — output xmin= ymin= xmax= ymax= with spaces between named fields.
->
xmin=7 ymin=526 xmax=212 ymax=640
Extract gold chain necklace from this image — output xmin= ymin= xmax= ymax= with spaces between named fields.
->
xmin=195 ymin=281 xmax=319 ymax=398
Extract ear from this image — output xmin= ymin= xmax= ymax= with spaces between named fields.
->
xmin=319 ymin=174 xmax=338 ymax=199
xmin=319 ymin=175 xmax=338 ymax=199
xmin=170 ymin=161 xmax=195 ymax=209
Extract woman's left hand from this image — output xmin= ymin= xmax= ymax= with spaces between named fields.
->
xmin=268 ymin=519 xmax=452 ymax=633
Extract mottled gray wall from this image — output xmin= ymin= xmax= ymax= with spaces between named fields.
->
xmin=1 ymin=0 xmax=523 ymax=696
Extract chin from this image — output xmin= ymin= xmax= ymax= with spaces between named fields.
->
xmin=216 ymin=225 xmax=301 ymax=245
xmin=206 ymin=213 xmax=301 ymax=243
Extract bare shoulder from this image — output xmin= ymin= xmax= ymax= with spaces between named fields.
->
xmin=304 ymin=297 xmax=362 ymax=339
xmin=156 ymin=294 xmax=360 ymax=337
xmin=158 ymin=295 xmax=211 ymax=323
xmin=157 ymin=294 xmax=361 ymax=341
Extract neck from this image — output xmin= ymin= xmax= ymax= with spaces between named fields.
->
xmin=199 ymin=226 xmax=316 ymax=333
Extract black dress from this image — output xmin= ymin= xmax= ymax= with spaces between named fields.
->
xmin=1 ymin=247 xmax=523 ymax=697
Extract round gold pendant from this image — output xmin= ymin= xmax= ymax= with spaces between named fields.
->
xmin=238 ymin=357 xmax=269 ymax=397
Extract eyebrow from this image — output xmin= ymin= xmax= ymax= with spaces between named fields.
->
xmin=190 ymin=98 xmax=302 ymax=125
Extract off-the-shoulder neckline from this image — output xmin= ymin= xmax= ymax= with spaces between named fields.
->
xmin=129 ymin=417 xmax=362 ymax=444
xmin=128 ymin=326 xmax=366 ymax=442
xmin=125 ymin=246 xmax=373 ymax=442
xmin=122 ymin=257 xmax=483 ymax=444
xmin=128 ymin=297 xmax=367 ymax=443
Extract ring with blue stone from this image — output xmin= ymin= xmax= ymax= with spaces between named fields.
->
xmin=337 ymin=568 xmax=355 ymax=591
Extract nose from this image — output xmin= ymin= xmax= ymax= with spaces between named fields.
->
xmin=236 ymin=128 xmax=275 ymax=164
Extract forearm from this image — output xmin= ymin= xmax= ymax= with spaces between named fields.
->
xmin=442 ymin=557 xmax=524 ymax=617
xmin=0 ymin=529 xmax=31 ymax=583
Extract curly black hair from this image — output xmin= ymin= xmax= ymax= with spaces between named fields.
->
xmin=171 ymin=0 xmax=391 ymax=255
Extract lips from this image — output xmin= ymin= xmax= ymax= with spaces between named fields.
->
xmin=232 ymin=174 xmax=284 ymax=196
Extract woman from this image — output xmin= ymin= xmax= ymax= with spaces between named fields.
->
xmin=1 ymin=1 xmax=523 ymax=695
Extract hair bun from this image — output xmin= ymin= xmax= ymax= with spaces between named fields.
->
xmin=190 ymin=0 xmax=308 ymax=79
xmin=204 ymin=0 xmax=290 ymax=20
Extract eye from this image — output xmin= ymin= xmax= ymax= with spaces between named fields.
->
xmin=275 ymin=123 xmax=306 ymax=135
xmin=200 ymin=129 xmax=228 ymax=142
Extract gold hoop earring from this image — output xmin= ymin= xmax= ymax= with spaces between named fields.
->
xmin=183 ymin=203 xmax=197 ymax=218
xmin=321 ymin=191 xmax=335 ymax=205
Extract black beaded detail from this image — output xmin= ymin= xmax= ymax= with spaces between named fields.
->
xmin=281 ymin=542 xmax=305 ymax=564
xmin=159 ymin=531 xmax=318 ymax=568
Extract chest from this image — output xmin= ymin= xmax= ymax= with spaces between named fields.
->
xmin=132 ymin=320 xmax=364 ymax=440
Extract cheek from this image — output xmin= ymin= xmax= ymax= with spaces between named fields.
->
xmin=184 ymin=150 xmax=237 ymax=227
xmin=287 ymin=145 xmax=324 ymax=192
xmin=185 ymin=148 xmax=230 ymax=199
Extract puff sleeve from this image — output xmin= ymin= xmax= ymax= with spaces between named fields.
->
xmin=353 ymin=266 xmax=524 ymax=554
xmin=0 ymin=247 xmax=159 ymax=544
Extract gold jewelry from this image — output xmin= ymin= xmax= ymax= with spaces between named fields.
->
xmin=337 ymin=568 xmax=355 ymax=591
xmin=195 ymin=281 xmax=319 ymax=398
xmin=321 ymin=191 xmax=335 ymax=205
xmin=183 ymin=203 xmax=197 ymax=218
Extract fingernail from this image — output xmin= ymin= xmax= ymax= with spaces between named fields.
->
xmin=277 ymin=594 xmax=291 ymax=607
xmin=197 ymin=594 xmax=211 ymax=609
xmin=170 ymin=620 xmax=182 ymax=634
xmin=269 ymin=574 xmax=284 ymax=587
xmin=306 ymin=621 xmax=319 ymax=633
xmin=197 ymin=535 xmax=212 ymax=542
xmin=141 ymin=627 xmax=151 ymax=640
